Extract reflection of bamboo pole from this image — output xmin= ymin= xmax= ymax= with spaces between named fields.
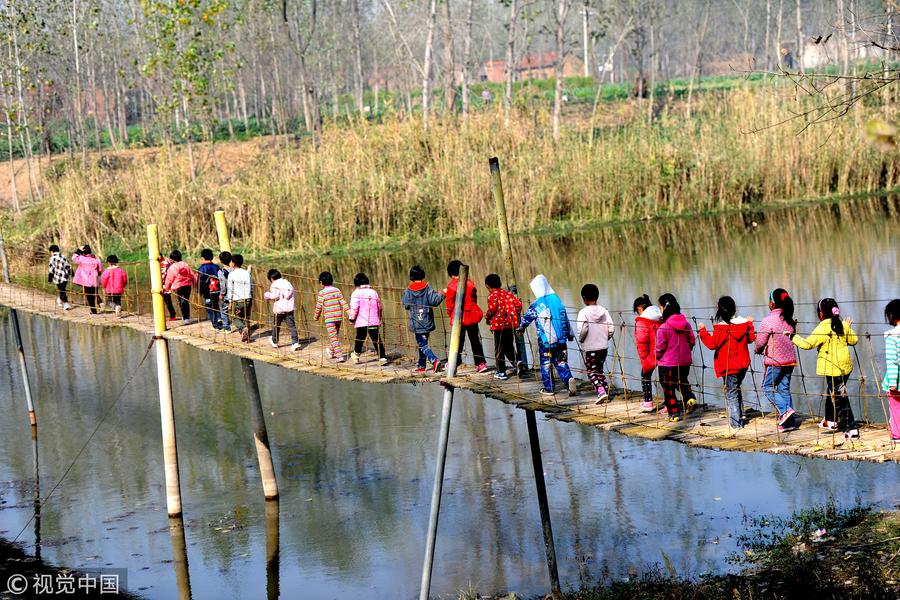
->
xmin=168 ymin=516 xmax=192 ymax=600
xmin=526 ymin=409 xmax=562 ymax=599
xmin=241 ymin=358 xmax=279 ymax=500
xmin=489 ymin=157 xmax=529 ymax=372
xmin=0 ymin=230 xmax=37 ymax=428
xmin=419 ymin=264 xmax=468 ymax=600
xmin=32 ymin=429 xmax=41 ymax=561
xmin=149 ymin=224 xmax=183 ymax=517
xmin=265 ymin=501 xmax=280 ymax=600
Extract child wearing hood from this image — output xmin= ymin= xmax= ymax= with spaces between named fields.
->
xmin=698 ymin=296 xmax=756 ymax=429
xmin=633 ymin=294 xmax=662 ymax=412
xmin=655 ymin=293 xmax=696 ymax=421
xmin=264 ymin=269 xmax=300 ymax=351
xmin=402 ymin=265 xmax=445 ymax=373
xmin=518 ymin=274 xmax=577 ymax=397
xmin=577 ymin=284 xmax=614 ymax=403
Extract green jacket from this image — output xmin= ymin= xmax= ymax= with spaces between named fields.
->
xmin=792 ymin=319 xmax=857 ymax=377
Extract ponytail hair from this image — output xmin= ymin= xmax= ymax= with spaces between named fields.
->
xmin=817 ymin=297 xmax=844 ymax=336
xmin=658 ymin=293 xmax=680 ymax=322
xmin=632 ymin=293 xmax=652 ymax=313
xmin=714 ymin=296 xmax=736 ymax=324
xmin=770 ymin=288 xmax=796 ymax=329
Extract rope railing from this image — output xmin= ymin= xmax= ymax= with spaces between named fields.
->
xmin=2 ymin=246 xmax=896 ymax=444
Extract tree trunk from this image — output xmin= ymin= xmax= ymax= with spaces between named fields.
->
xmin=504 ymin=0 xmax=518 ymax=125
xmin=440 ymin=0 xmax=455 ymax=113
xmin=685 ymin=2 xmax=710 ymax=120
xmin=764 ymin=0 xmax=771 ymax=70
xmin=775 ymin=0 xmax=784 ymax=69
xmin=422 ymin=0 xmax=437 ymax=128
xmin=352 ymin=0 xmax=365 ymax=113
xmin=552 ymin=0 xmax=569 ymax=140
xmin=795 ymin=0 xmax=803 ymax=71
xmin=582 ymin=0 xmax=590 ymax=77
xmin=460 ymin=0 xmax=474 ymax=119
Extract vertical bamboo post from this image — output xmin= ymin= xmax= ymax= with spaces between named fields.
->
xmin=148 ymin=224 xmax=183 ymax=517
xmin=419 ymin=265 xmax=469 ymax=600
xmin=168 ymin=516 xmax=192 ymax=600
xmin=240 ymin=358 xmax=279 ymax=500
xmin=489 ymin=157 xmax=529 ymax=373
xmin=265 ymin=499 xmax=281 ymax=600
xmin=215 ymin=209 xmax=232 ymax=253
xmin=0 ymin=231 xmax=37 ymax=428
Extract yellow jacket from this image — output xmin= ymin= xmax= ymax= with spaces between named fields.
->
xmin=792 ymin=319 xmax=858 ymax=377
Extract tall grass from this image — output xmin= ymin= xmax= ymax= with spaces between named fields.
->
xmin=17 ymin=83 xmax=897 ymax=254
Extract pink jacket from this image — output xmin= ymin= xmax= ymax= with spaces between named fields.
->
xmin=348 ymin=286 xmax=382 ymax=328
xmin=72 ymin=254 xmax=102 ymax=287
xmin=164 ymin=261 xmax=196 ymax=292
xmin=655 ymin=313 xmax=696 ymax=367
xmin=100 ymin=266 xmax=128 ymax=295
xmin=754 ymin=308 xmax=797 ymax=366
xmin=264 ymin=278 xmax=295 ymax=314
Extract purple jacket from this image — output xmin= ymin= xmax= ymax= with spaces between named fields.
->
xmin=348 ymin=286 xmax=382 ymax=328
xmin=655 ymin=313 xmax=695 ymax=367
xmin=754 ymin=308 xmax=797 ymax=366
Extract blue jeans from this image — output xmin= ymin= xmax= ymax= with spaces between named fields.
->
xmin=539 ymin=343 xmax=572 ymax=392
xmin=725 ymin=370 xmax=747 ymax=428
xmin=205 ymin=293 xmax=222 ymax=328
xmin=763 ymin=365 xmax=794 ymax=416
xmin=415 ymin=333 xmax=438 ymax=368
xmin=220 ymin=299 xmax=231 ymax=330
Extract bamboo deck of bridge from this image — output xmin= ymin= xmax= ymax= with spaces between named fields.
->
xmin=3 ymin=282 xmax=898 ymax=464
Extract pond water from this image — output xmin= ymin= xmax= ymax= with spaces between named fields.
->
xmin=0 ymin=200 xmax=898 ymax=599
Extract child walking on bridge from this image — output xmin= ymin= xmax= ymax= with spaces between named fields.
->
xmin=349 ymin=272 xmax=388 ymax=364
xmin=633 ymin=294 xmax=662 ymax=412
xmin=198 ymin=249 xmax=222 ymax=330
xmin=47 ymin=245 xmax=71 ymax=310
xmin=100 ymin=255 xmax=128 ymax=318
xmin=485 ymin=273 xmax=522 ymax=380
xmin=518 ymin=274 xmax=576 ymax=397
xmin=755 ymin=288 xmax=798 ymax=431
xmin=884 ymin=299 xmax=900 ymax=441
xmin=264 ymin=269 xmax=299 ymax=351
xmin=163 ymin=250 xmax=197 ymax=324
xmin=577 ymin=284 xmax=614 ymax=403
xmin=698 ymin=296 xmax=755 ymax=429
xmin=655 ymin=293 xmax=696 ymax=422
xmin=402 ymin=265 xmax=444 ymax=373
xmin=443 ymin=260 xmax=488 ymax=372
xmin=314 ymin=271 xmax=349 ymax=362
xmin=72 ymin=245 xmax=102 ymax=315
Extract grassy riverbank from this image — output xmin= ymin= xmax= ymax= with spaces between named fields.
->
xmin=2 ymin=82 xmax=895 ymax=256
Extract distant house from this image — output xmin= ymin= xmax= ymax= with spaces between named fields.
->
xmin=479 ymin=52 xmax=585 ymax=83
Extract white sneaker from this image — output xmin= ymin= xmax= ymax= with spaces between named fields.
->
xmin=63 ymin=303 xmax=72 ymax=311
xmin=290 ymin=343 xmax=300 ymax=352
xmin=350 ymin=352 xmax=361 ymax=364
xmin=378 ymin=357 xmax=389 ymax=365
xmin=269 ymin=336 xmax=278 ymax=348
xmin=114 ymin=306 xmax=121 ymax=318
xmin=56 ymin=298 xmax=63 ymax=307
xmin=335 ymin=356 xmax=346 ymax=363
xmin=567 ymin=377 xmax=578 ymax=397
xmin=325 ymin=348 xmax=333 ymax=359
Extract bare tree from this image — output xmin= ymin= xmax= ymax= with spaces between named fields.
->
xmin=551 ymin=0 xmax=570 ymax=140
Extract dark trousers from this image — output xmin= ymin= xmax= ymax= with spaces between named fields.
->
xmin=273 ymin=312 xmax=299 ymax=345
xmin=82 ymin=285 xmax=98 ymax=314
xmin=493 ymin=328 xmax=517 ymax=373
xmin=584 ymin=349 xmax=608 ymax=393
xmin=354 ymin=326 xmax=386 ymax=358
xmin=641 ymin=368 xmax=655 ymax=402
xmin=163 ymin=293 xmax=177 ymax=318
xmin=659 ymin=365 xmax=694 ymax=417
xmin=56 ymin=282 xmax=68 ymax=303
xmin=456 ymin=323 xmax=486 ymax=366
xmin=107 ymin=293 xmax=122 ymax=308
xmin=824 ymin=375 xmax=855 ymax=430
xmin=205 ymin=293 xmax=221 ymax=327
xmin=175 ymin=285 xmax=191 ymax=320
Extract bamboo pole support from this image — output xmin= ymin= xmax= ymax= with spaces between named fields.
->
xmin=0 ymin=231 xmax=37 ymax=428
xmin=214 ymin=209 xmax=232 ymax=253
xmin=489 ymin=157 xmax=530 ymax=373
xmin=241 ymin=358 xmax=279 ymax=500
xmin=419 ymin=264 xmax=469 ymax=600
xmin=148 ymin=224 xmax=183 ymax=517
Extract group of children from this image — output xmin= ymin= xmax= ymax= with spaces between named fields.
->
xmin=46 ymin=245 xmax=900 ymax=441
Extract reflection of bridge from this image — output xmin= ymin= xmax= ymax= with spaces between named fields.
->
xmin=2 ymin=281 xmax=896 ymax=465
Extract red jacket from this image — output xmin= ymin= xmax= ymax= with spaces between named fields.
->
xmin=444 ymin=277 xmax=483 ymax=326
xmin=699 ymin=318 xmax=756 ymax=377
xmin=485 ymin=288 xmax=522 ymax=331
xmin=634 ymin=308 xmax=662 ymax=372
xmin=164 ymin=261 xmax=197 ymax=292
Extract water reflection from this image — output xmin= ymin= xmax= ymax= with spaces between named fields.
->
xmin=168 ymin=517 xmax=191 ymax=600
xmin=265 ymin=502 xmax=280 ymax=600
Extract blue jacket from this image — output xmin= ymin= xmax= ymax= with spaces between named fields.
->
xmin=401 ymin=281 xmax=445 ymax=334
xmin=519 ymin=275 xmax=572 ymax=348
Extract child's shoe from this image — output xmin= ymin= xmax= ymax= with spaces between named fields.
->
xmin=350 ymin=352 xmax=361 ymax=364
xmin=241 ymin=329 xmax=250 ymax=343
xmin=414 ymin=366 xmax=427 ymax=373
xmin=594 ymin=387 xmax=609 ymax=405
xmin=540 ymin=388 xmax=556 ymax=397
xmin=269 ymin=336 xmax=278 ymax=348
xmin=567 ymin=377 xmax=578 ymax=397
xmin=325 ymin=348 xmax=333 ymax=359
xmin=685 ymin=398 xmax=698 ymax=414
xmin=669 ymin=414 xmax=682 ymax=423
xmin=432 ymin=359 xmax=442 ymax=373
xmin=167 ymin=317 xmax=178 ymax=322
xmin=844 ymin=428 xmax=860 ymax=439
xmin=778 ymin=408 xmax=796 ymax=427
xmin=819 ymin=419 xmax=838 ymax=431
xmin=494 ymin=371 xmax=509 ymax=380
xmin=290 ymin=343 xmax=300 ymax=352
xmin=378 ymin=357 xmax=389 ymax=365
xmin=63 ymin=303 xmax=72 ymax=310
xmin=639 ymin=401 xmax=655 ymax=413
xmin=114 ymin=306 xmax=122 ymax=318
xmin=56 ymin=298 xmax=63 ymax=308
xmin=334 ymin=356 xmax=346 ymax=363
xmin=475 ymin=363 xmax=489 ymax=374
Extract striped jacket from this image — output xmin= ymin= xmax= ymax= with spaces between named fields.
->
xmin=314 ymin=286 xmax=349 ymax=323
xmin=884 ymin=325 xmax=900 ymax=391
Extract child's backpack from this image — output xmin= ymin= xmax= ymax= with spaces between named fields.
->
xmin=208 ymin=276 xmax=220 ymax=294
